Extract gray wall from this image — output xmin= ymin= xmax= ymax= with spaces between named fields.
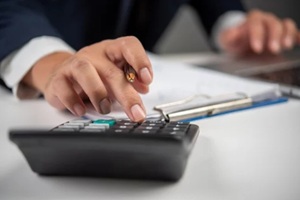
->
xmin=154 ymin=0 xmax=300 ymax=54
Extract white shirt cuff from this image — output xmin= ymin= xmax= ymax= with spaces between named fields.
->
xmin=211 ymin=11 xmax=246 ymax=51
xmin=0 ymin=36 xmax=75 ymax=99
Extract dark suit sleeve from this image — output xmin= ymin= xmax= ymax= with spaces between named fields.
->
xmin=189 ymin=0 xmax=245 ymax=36
xmin=0 ymin=0 xmax=61 ymax=61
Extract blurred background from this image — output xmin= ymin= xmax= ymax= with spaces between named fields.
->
xmin=154 ymin=0 xmax=300 ymax=54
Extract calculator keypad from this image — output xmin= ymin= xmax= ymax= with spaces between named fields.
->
xmin=52 ymin=119 xmax=190 ymax=138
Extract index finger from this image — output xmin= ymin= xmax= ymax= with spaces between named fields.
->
xmin=247 ymin=10 xmax=265 ymax=53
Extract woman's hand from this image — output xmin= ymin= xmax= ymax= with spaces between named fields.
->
xmin=220 ymin=9 xmax=300 ymax=55
xmin=23 ymin=36 xmax=153 ymax=122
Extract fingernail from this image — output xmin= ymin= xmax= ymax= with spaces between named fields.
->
xmin=99 ymin=98 xmax=111 ymax=114
xmin=73 ymin=103 xmax=85 ymax=116
xmin=253 ymin=40 xmax=262 ymax=53
xmin=284 ymin=37 xmax=292 ymax=49
xmin=271 ymin=41 xmax=280 ymax=53
xmin=130 ymin=104 xmax=146 ymax=122
xmin=140 ymin=67 xmax=152 ymax=84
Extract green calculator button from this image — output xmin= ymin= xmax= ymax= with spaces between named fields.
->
xmin=93 ymin=119 xmax=116 ymax=127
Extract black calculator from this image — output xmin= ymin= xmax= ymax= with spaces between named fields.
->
xmin=9 ymin=119 xmax=199 ymax=181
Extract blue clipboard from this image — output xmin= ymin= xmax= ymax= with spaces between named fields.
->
xmin=184 ymin=97 xmax=288 ymax=122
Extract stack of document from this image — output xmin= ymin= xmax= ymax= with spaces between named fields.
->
xmin=86 ymin=54 xmax=286 ymax=121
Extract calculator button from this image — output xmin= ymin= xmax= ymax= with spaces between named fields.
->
xmin=113 ymin=125 xmax=135 ymax=129
xmin=53 ymin=128 xmax=78 ymax=132
xmin=79 ymin=129 xmax=106 ymax=133
xmin=87 ymin=123 xmax=110 ymax=129
xmin=159 ymin=131 xmax=186 ymax=137
xmin=136 ymin=126 xmax=160 ymax=131
xmin=58 ymin=125 xmax=81 ymax=130
xmin=115 ymin=121 xmax=138 ymax=126
xmin=163 ymin=127 xmax=188 ymax=132
xmin=166 ymin=124 xmax=189 ymax=127
xmin=111 ymin=129 xmax=131 ymax=133
xmin=84 ymin=126 xmax=107 ymax=131
xmin=132 ymin=129 xmax=157 ymax=134
xmin=144 ymin=120 xmax=166 ymax=125
xmin=93 ymin=119 xmax=116 ymax=127
xmin=65 ymin=122 xmax=85 ymax=128
xmin=139 ymin=124 xmax=164 ymax=128
xmin=169 ymin=121 xmax=189 ymax=125
xmin=142 ymin=123 xmax=157 ymax=126
xmin=71 ymin=119 xmax=92 ymax=124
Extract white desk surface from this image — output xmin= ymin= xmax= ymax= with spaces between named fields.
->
xmin=1 ymin=71 xmax=300 ymax=200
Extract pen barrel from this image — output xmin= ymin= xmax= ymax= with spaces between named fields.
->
xmin=166 ymin=98 xmax=253 ymax=122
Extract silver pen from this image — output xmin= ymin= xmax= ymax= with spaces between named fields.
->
xmin=154 ymin=93 xmax=253 ymax=122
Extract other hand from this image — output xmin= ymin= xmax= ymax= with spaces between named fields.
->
xmin=220 ymin=9 xmax=300 ymax=55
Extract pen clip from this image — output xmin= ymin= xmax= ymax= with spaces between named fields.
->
xmin=154 ymin=94 xmax=210 ymax=121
